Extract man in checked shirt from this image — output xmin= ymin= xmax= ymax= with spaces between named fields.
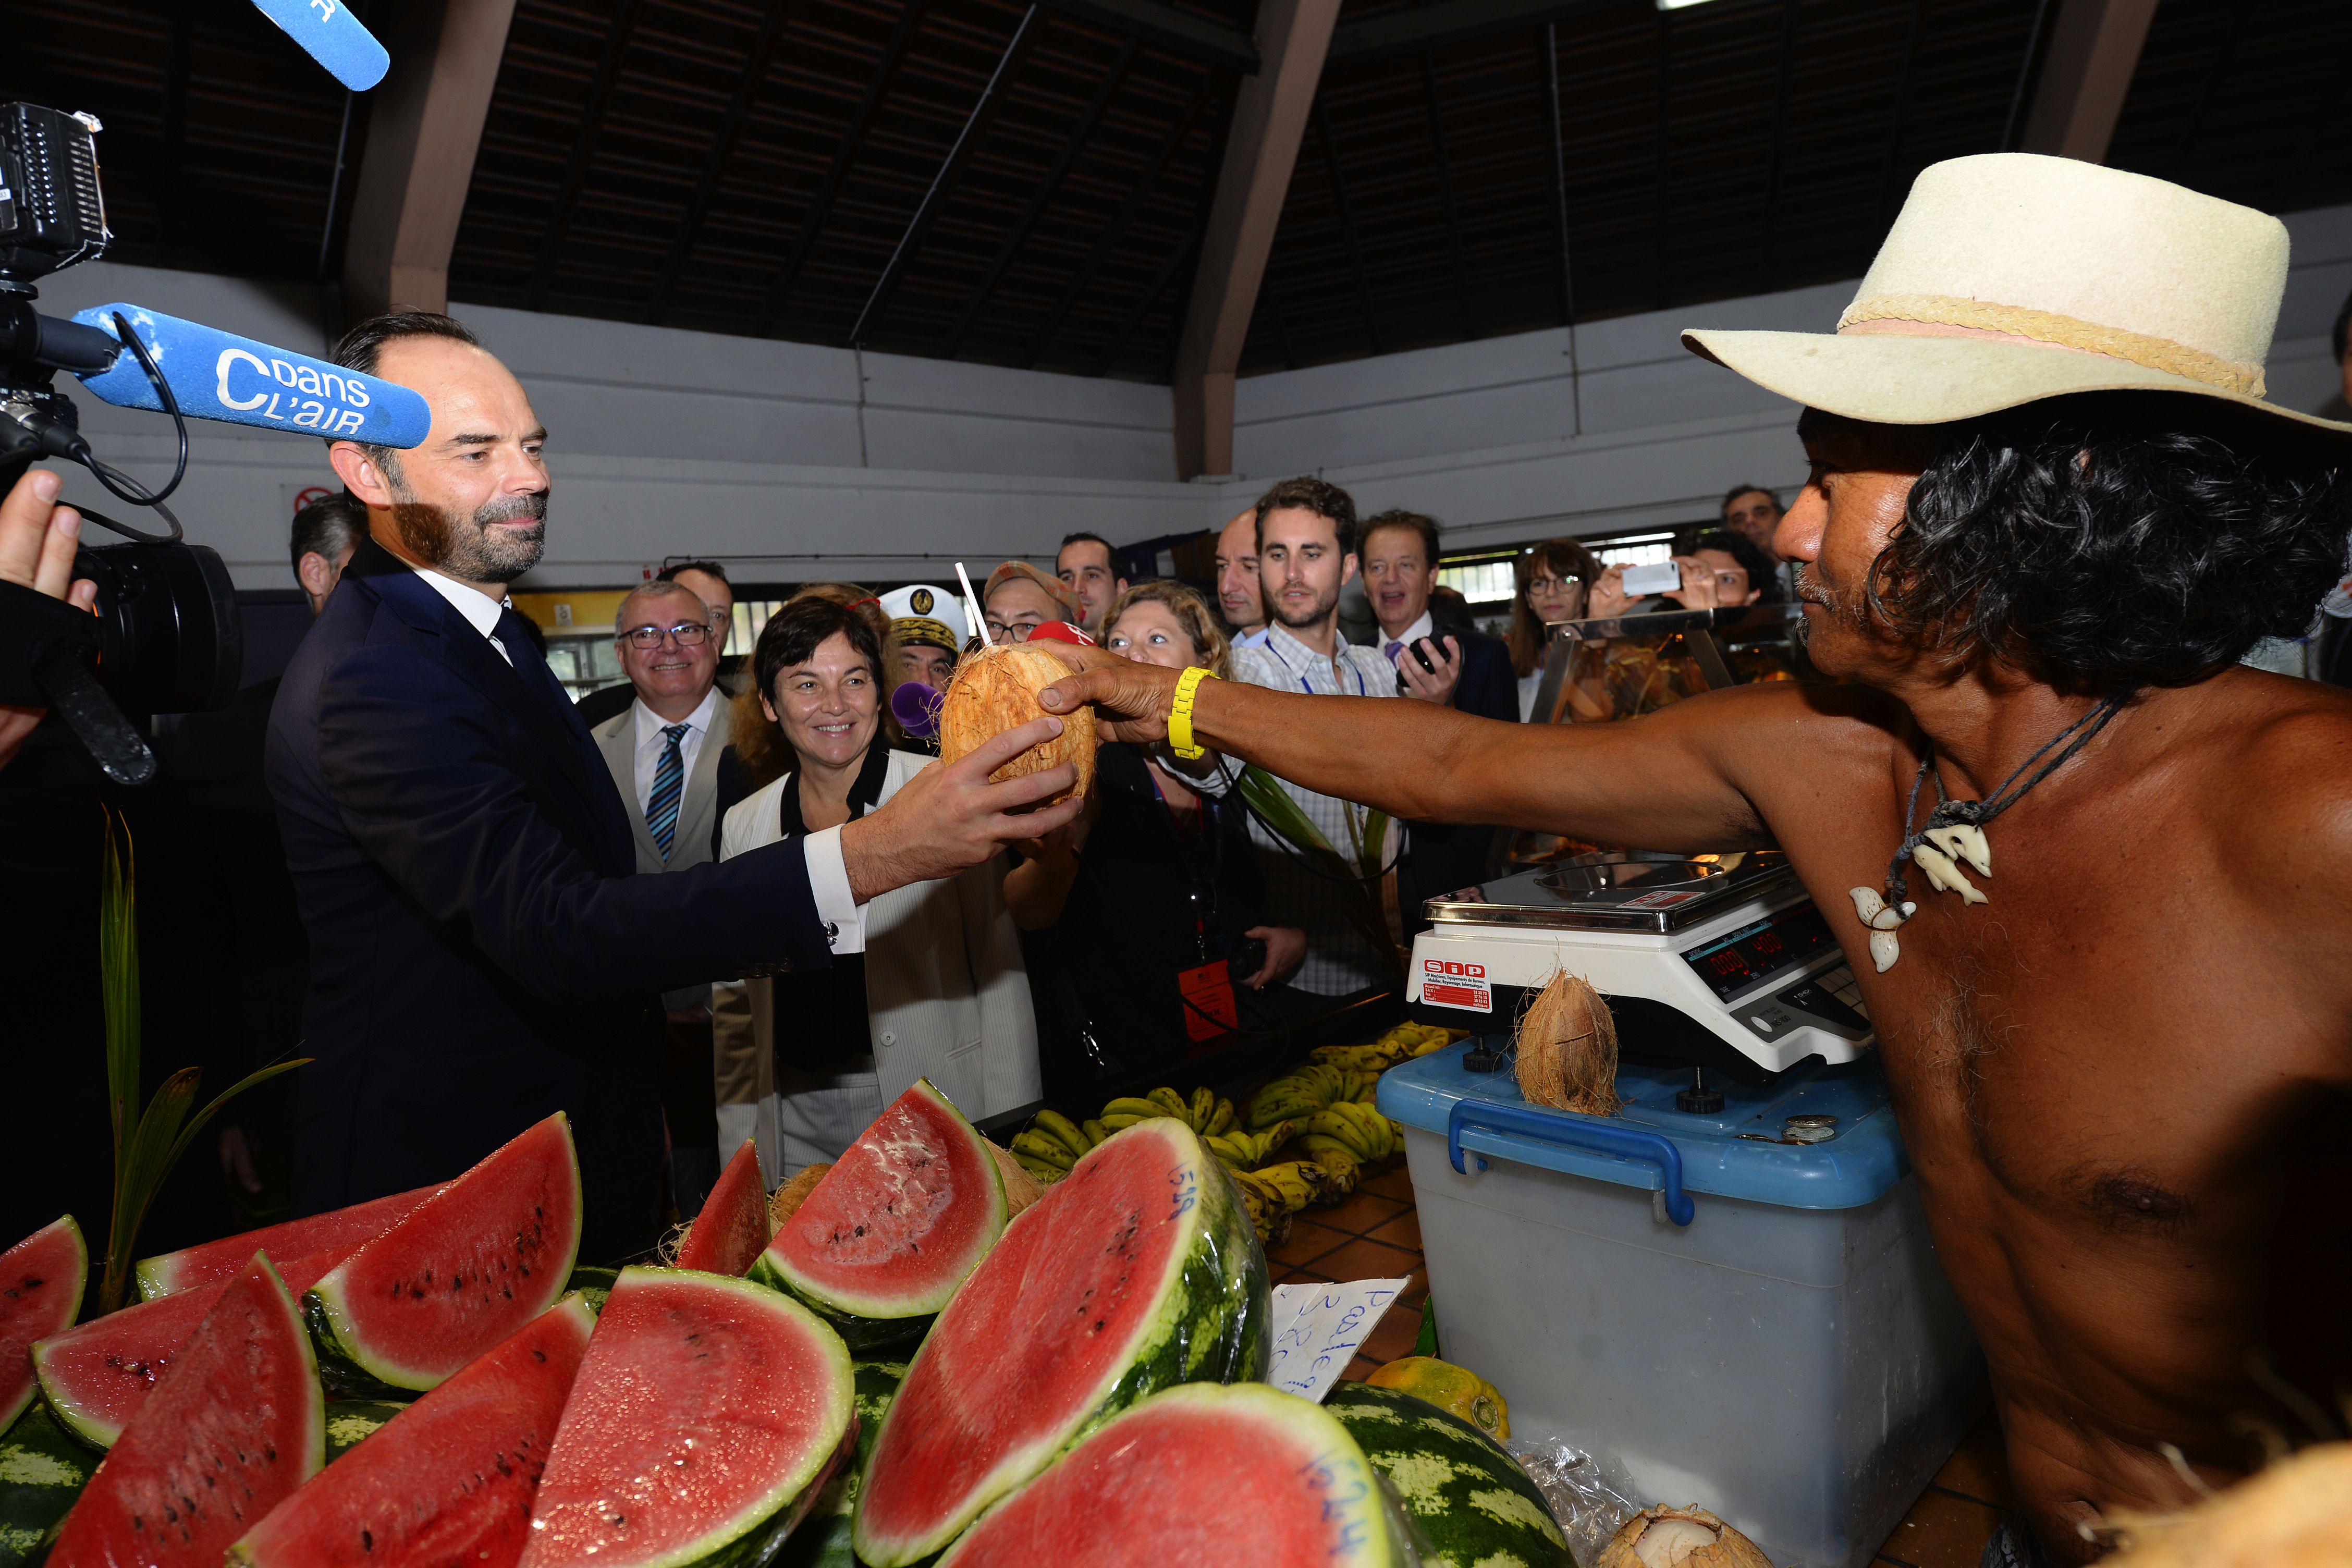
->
xmin=1222 ymin=476 xmax=1461 ymax=998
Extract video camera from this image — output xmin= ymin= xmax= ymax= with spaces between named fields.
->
xmin=2 ymin=101 xmax=425 ymax=782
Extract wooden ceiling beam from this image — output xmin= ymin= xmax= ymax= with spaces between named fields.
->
xmin=341 ymin=0 xmax=519 ymax=322
xmin=1170 ymin=0 xmax=1341 ymax=479
xmin=2017 ymin=0 xmax=2162 ymax=163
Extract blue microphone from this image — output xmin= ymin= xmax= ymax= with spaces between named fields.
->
xmin=249 ymin=0 xmax=390 ymax=91
xmin=71 ymin=303 xmax=431 ymax=449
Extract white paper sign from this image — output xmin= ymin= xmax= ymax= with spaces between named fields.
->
xmin=1265 ymin=1278 xmax=1411 ymax=1404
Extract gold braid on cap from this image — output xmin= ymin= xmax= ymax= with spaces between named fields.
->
xmin=1836 ymin=293 xmax=2267 ymax=398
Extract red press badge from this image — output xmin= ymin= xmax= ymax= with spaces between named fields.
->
xmin=1178 ymin=960 xmax=1239 ymax=1045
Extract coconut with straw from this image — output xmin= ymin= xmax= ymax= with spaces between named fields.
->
xmin=1515 ymin=967 xmax=1623 ymax=1117
xmin=937 ymin=642 xmax=1096 ymax=806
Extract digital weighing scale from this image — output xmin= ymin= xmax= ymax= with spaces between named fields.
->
xmin=1408 ymin=851 xmax=1872 ymax=1084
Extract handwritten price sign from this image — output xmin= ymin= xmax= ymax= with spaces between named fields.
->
xmin=1266 ymin=1279 xmax=1409 ymax=1404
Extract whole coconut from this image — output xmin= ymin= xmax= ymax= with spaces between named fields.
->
xmin=937 ymin=643 xmax=1096 ymax=805
xmin=2102 ymin=1443 xmax=2352 ymax=1567
xmin=1596 ymin=1505 xmax=1775 ymax=1568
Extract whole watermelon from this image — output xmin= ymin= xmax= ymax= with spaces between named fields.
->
xmin=1323 ymin=1381 xmax=1570 ymax=1568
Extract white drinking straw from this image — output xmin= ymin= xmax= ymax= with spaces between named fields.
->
xmin=957 ymin=561 xmax=991 ymax=647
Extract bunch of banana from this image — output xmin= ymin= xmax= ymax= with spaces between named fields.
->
xmin=1098 ymin=1087 xmax=1236 ymax=1139
xmin=1203 ymin=1119 xmax=1299 ymax=1171
xmin=1245 ymin=1062 xmax=1358 ymax=1128
xmin=1295 ymin=1134 xmax=1362 ymax=1191
xmin=1233 ymin=1183 xmax=1290 ymax=1247
xmin=1312 ymin=1022 xmax=1465 ymax=1073
xmin=1303 ymin=1101 xmax=1400 ymax=1163
xmin=1241 ymin=1160 xmax=1342 ymax=1213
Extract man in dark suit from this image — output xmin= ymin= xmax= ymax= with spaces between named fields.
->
xmin=267 ymin=311 xmax=1080 ymax=1259
xmin=1358 ymin=509 xmax=1516 ymax=912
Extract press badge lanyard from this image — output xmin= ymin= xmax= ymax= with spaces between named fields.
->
xmin=1263 ymin=636 xmax=1373 ymax=697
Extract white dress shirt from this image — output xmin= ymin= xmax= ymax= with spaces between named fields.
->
xmin=415 ymin=569 xmax=512 ymax=665
xmin=412 ymin=564 xmax=865 ymax=952
xmin=629 ymin=687 xmax=721 ymax=814
xmin=1380 ymin=610 xmax=1435 ymax=661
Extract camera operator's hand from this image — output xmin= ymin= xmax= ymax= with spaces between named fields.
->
xmin=1 ymin=468 xmax=100 ymax=772
xmin=841 ymin=716 xmax=1084 ymax=902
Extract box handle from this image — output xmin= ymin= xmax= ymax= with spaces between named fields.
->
xmin=1446 ymin=1099 xmax=1696 ymax=1226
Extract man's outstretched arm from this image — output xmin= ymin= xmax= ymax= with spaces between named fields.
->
xmin=1039 ymin=647 xmax=1871 ymax=852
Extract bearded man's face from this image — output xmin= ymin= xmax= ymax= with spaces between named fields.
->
xmin=387 ymin=472 xmax=548 ymax=584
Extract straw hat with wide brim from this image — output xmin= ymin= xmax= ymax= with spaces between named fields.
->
xmin=1683 ymin=153 xmax=2352 ymax=439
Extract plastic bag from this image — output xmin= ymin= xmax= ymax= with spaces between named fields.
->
xmin=1507 ymin=1436 xmax=1643 ymax=1567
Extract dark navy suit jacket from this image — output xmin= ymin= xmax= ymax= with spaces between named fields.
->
xmin=266 ymin=541 xmax=832 ymax=1258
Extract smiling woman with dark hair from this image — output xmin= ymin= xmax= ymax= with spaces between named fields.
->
xmin=712 ymin=595 xmax=1036 ymax=1175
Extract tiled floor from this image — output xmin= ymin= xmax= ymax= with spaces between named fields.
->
xmin=1286 ymin=1160 xmax=2013 ymax=1565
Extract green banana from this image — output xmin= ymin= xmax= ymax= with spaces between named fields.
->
xmin=1014 ymin=1154 xmax=1066 ymax=1182
xmin=1204 ymin=1135 xmax=1251 ymax=1168
xmin=1146 ymin=1086 xmax=1190 ymax=1119
xmin=1011 ymin=1131 xmax=1075 ymax=1169
xmin=1083 ymin=1119 xmax=1110 ymax=1147
xmin=1034 ymin=1109 xmax=1093 ymax=1159
xmin=1188 ymin=1086 xmax=1216 ymax=1130
xmin=1100 ymin=1112 xmax=1148 ymax=1131
xmin=1305 ymin=1109 xmax=1375 ymax=1161
xmin=1104 ymin=1097 xmax=1168 ymax=1120
xmin=1297 ymin=1135 xmax=1362 ymax=1190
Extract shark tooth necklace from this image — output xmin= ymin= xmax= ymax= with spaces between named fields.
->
xmin=1852 ymin=693 xmax=2129 ymax=972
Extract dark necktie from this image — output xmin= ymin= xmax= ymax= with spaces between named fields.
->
xmin=493 ymin=607 xmax=579 ymax=718
xmin=646 ymin=723 xmax=689 ymax=859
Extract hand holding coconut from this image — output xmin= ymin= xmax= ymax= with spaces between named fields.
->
xmin=839 ymin=714 xmax=1084 ymax=901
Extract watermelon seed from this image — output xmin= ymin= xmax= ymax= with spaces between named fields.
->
xmin=531 ymin=1349 xmax=546 ymax=1362
xmin=362 ymin=1528 xmax=374 ymax=1551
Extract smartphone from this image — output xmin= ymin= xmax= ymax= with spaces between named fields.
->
xmin=1228 ymin=937 xmax=1268 ymax=983
xmin=1392 ymin=635 xmax=1441 ymax=692
xmin=1621 ymin=560 xmax=1682 ymax=597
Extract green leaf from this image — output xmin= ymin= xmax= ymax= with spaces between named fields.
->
xmin=159 ymin=1058 xmax=311 ymax=1182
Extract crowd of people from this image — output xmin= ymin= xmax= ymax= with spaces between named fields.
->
xmin=513 ymin=450 xmax=1832 ymax=1196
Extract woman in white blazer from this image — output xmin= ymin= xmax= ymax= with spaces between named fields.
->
xmin=716 ymin=596 xmax=1038 ymax=1176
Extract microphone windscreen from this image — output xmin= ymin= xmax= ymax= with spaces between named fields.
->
xmin=890 ymin=681 xmax=944 ymax=740
xmin=71 ymin=304 xmax=432 ymax=449
xmin=249 ymin=0 xmax=390 ymax=90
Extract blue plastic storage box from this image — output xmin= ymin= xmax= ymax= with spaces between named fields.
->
xmin=1379 ymin=1044 xmax=1982 ymax=1568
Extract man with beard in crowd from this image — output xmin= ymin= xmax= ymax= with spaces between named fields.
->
xmin=269 ymin=312 xmax=1084 ymax=1259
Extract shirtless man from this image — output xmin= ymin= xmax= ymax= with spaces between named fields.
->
xmin=1042 ymin=155 xmax=2352 ymax=1564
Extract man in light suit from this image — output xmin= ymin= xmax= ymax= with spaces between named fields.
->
xmin=589 ymin=578 xmax=733 ymax=1213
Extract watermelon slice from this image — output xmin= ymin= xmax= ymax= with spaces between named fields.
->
xmin=775 ymin=1357 xmax=907 ymax=1568
xmin=134 ymin=1185 xmax=441 ymax=1302
xmin=673 ymin=1140 xmax=769 ymax=1277
xmin=48 ymin=1253 xmax=324 ymax=1566
xmin=852 ymin=1117 xmax=1271 ymax=1568
xmin=750 ymin=1080 xmax=1008 ymax=1350
xmin=34 ymin=1247 xmax=341 ymax=1451
xmin=304 ymin=1113 xmax=583 ymax=1395
xmin=229 ymin=1293 xmax=597 ymax=1568
xmin=1324 ymin=1382 xmax=1570 ymax=1568
xmin=0 ymin=1405 xmax=96 ymax=1567
xmin=0 ymin=1217 xmax=85 ymax=1435
xmin=518 ymin=1268 xmax=855 ymax=1568
xmin=937 ymin=1383 xmax=1403 ymax=1568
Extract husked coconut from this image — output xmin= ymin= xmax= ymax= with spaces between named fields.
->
xmin=937 ymin=643 xmax=1096 ymax=806
xmin=983 ymin=1140 xmax=1048 ymax=1216
xmin=2101 ymin=1442 xmax=2352 ymax=1567
xmin=769 ymin=1161 xmax=830 ymax=1229
xmin=1516 ymin=969 xmax=1622 ymax=1116
xmin=1597 ymin=1505 xmax=1775 ymax=1568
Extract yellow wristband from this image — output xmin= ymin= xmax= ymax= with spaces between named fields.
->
xmin=1167 ymin=666 xmax=1218 ymax=760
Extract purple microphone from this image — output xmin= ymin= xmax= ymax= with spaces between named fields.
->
xmin=891 ymin=681 xmax=944 ymax=740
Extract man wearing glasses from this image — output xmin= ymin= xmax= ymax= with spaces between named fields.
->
xmin=982 ymin=560 xmax=1086 ymax=645
xmin=588 ymin=581 xmax=734 ymax=1214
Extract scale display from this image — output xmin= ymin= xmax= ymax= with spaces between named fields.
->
xmin=1680 ymin=902 xmax=1837 ymax=1001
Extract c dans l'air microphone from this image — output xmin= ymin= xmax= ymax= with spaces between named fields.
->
xmin=70 ymin=303 xmax=432 ymax=447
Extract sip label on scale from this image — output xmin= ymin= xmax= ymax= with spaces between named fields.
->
xmin=1420 ymin=958 xmax=1491 ymax=1012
